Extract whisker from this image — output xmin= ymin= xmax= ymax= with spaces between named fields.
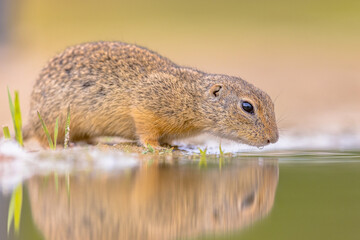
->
xmin=273 ymin=92 xmax=282 ymax=104
xmin=276 ymin=114 xmax=288 ymax=125
xmin=278 ymin=128 xmax=290 ymax=133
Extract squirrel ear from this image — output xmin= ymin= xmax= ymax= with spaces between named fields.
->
xmin=209 ymin=84 xmax=223 ymax=98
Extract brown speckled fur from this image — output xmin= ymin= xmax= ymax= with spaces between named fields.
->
xmin=25 ymin=41 xmax=278 ymax=148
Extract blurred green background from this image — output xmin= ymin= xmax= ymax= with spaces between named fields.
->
xmin=1 ymin=0 xmax=360 ymax=135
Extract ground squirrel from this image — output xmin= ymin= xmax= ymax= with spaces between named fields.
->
xmin=24 ymin=41 xmax=279 ymax=148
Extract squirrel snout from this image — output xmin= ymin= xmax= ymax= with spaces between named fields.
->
xmin=267 ymin=131 xmax=279 ymax=144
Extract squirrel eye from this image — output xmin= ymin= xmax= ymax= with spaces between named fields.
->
xmin=241 ymin=101 xmax=254 ymax=114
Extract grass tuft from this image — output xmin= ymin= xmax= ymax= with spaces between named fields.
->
xmin=198 ymin=147 xmax=207 ymax=156
xmin=147 ymin=144 xmax=155 ymax=153
xmin=37 ymin=111 xmax=54 ymax=149
xmin=37 ymin=112 xmax=60 ymax=150
xmin=198 ymin=147 xmax=207 ymax=167
xmin=38 ymin=105 xmax=70 ymax=149
xmin=142 ymin=143 xmax=155 ymax=154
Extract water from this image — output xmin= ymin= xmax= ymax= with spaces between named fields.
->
xmin=1 ymin=146 xmax=360 ymax=240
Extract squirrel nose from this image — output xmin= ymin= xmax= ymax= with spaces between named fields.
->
xmin=267 ymin=131 xmax=279 ymax=144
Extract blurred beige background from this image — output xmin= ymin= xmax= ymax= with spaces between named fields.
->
xmin=1 ymin=0 xmax=360 ymax=137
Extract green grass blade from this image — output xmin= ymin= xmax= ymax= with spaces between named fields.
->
xmin=53 ymin=117 xmax=59 ymax=150
xmin=219 ymin=143 xmax=224 ymax=156
xmin=7 ymin=89 xmax=23 ymax=146
xmin=7 ymin=88 xmax=21 ymax=145
xmin=7 ymin=190 xmax=15 ymax=234
xmin=7 ymin=88 xmax=15 ymax=128
xmin=13 ymin=184 xmax=23 ymax=233
xmin=37 ymin=111 xmax=54 ymax=149
xmin=219 ymin=143 xmax=224 ymax=170
xmin=3 ymin=126 xmax=11 ymax=139
xmin=64 ymin=105 xmax=71 ymax=149
xmin=7 ymin=184 xmax=23 ymax=235
xmin=14 ymin=91 xmax=23 ymax=146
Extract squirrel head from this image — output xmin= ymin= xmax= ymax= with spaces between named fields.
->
xmin=202 ymin=75 xmax=279 ymax=147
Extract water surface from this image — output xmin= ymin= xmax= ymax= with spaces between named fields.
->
xmin=1 ymin=149 xmax=360 ymax=240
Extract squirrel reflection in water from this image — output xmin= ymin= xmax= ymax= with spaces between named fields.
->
xmin=27 ymin=159 xmax=278 ymax=240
